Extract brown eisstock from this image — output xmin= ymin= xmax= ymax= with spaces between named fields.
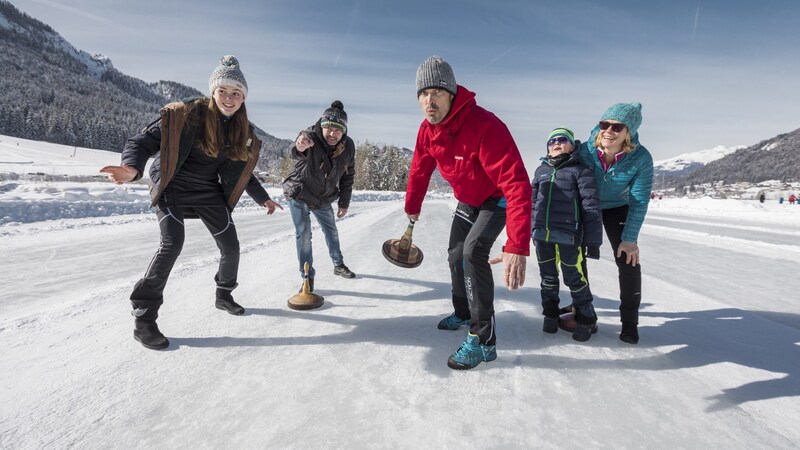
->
xmin=287 ymin=262 xmax=324 ymax=310
xmin=382 ymin=220 xmax=424 ymax=268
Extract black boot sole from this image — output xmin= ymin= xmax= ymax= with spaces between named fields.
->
xmin=134 ymin=332 xmax=170 ymax=350
xmin=572 ymin=324 xmax=599 ymax=342
xmin=447 ymin=359 xmax=476 ymax=370
xmin=216 ymin=304 xmax=245 ymax=316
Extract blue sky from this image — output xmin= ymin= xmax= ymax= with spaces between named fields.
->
xmin=10 ymin=0 xmax=800 ymax=167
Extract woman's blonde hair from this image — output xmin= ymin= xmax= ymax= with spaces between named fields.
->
xmin=594 ymin=129 xmax=636 ymax=153
xmin=194 ymin=97 xmax=254 ymax=161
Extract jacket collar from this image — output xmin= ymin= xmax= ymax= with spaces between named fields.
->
xmin=422 ymin=85 xmax=476 ymax=133
xmin=312 ymin=121 xmax=347 ymax=158
xmin=540 ymin=151 xmax=580 ymax=168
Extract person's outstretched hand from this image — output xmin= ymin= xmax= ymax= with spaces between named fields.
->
xmin=100 ymin=165 xmax=136 ymax=184
xmin=295 ymin=131 xmax=313 ymax=152
xmin=263 ymin=199 xmax=284 ymax=215
xmin=489 ymin=252 xmax=526 ymax=290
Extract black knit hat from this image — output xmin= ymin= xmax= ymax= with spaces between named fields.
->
xmin=320 ymin=100 xmax=348 ymax=133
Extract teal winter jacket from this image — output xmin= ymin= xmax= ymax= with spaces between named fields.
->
xmin=577 ymin=126 xmax=653 ymax=243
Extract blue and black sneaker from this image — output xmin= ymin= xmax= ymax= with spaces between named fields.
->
xmin=447 ymin=333 xmax=497 ymax=370
xmin=437 ymin=312 xmax=470 ymax=330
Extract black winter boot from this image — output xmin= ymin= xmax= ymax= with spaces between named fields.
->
xmin=572 ymin=323 xmax=598 ymax=342
xmin=134 ymin=319 xmax=169 ymax=350
xmin=131 ymin=299 xmax=168 ymax=350
xmin=573 ymin=311 xmax=598 ymax=342
xmin=620 ymin=322 xmax=639 ymax=344
xmin=542 ymin=316 xmax=559 ymax=334
xmin=216 ymin=288 xmax=245 ymax=315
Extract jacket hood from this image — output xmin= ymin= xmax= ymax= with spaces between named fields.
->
xmin=421 ymin=85 xmax=476 ymax=132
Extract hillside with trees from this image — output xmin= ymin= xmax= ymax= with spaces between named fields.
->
xmin=673 ymin=127 xmax=800 ymax=191
xmin=0 ymin=1 xmax=292 ymax=175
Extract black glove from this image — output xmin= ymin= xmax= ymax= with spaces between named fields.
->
xmin=584 ymin=246 xmax=600 ymax=260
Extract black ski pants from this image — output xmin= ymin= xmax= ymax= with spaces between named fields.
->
xmin=130 ymin=206 xmax=240 ymax=320
xmin=448 ymin=198 xmax=507 ymax=346
xmin=602 ymin=205 xmax=642 ymax=324
xmin=535 ymin=241 xmax=597 ymax=324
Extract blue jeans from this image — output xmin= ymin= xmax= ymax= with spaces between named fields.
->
xmin=288 ymin=199 xmax=344 ymax=279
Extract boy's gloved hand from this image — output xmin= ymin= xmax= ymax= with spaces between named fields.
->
xmin=585 ymin=246 xmax=600 ymax=260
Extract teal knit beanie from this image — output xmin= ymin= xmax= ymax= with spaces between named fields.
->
xmin=600 ymin=102 xmax=642 ymax=136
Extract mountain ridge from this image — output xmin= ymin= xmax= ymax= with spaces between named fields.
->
xmin=0 ymin=0 xmax=291 ymax=173
xmin=666 ymin=128 xmax=800 ymax=189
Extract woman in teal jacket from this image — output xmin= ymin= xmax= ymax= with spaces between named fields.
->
xmin=578 ymin=102 xmax=653 ymax=344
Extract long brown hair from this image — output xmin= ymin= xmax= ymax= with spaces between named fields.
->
xmin=196 ymin=97 xmax=254 ymax=161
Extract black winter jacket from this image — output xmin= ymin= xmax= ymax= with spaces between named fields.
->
xmin=121 ymin=98 xmax=270 ymax=209
xmin=531 ymin=149 xmax=603 ymax=247
xmin=282 ymin=120 xmax=355 ymax=209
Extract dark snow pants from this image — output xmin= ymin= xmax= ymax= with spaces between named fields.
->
xmin=535 ymin=241 xmax=597 ymax=325
xmin=130 ymin=206 xmax=240 ymax=320
xmin=448 ymin=198 xmax=506 ymax=346
xmin=602 ymin=205 xmax=642 ymax=324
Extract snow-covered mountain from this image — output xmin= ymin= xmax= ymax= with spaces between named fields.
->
xmin=676 ymin=127 xmax=800 ymax=187
xmin=654 ymin=145 xmax=746 ymax=175
xmin=0 ymin=2 xmax=113 ymax=79
xmin=0 ymin=0 xmax=294 ymax=174
xmin=654 ymin=126 xmax=800 ymax=187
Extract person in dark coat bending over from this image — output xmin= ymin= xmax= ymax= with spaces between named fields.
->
xmin=282 ymin=101 xmax=357 ymax=293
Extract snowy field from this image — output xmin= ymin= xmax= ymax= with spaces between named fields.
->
xmin=1 ymin=135 xmax=800 ymax=449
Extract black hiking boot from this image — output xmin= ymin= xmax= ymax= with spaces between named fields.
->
xmin=333 ymin=264 xmax=356 ymax=278
xmin=134 ymin=319 xmax=169 ymax=350
xmin=215 ymin=289 xmax=245 ymax=315
xmin=619 ymin=322 xmax=639 ymax=344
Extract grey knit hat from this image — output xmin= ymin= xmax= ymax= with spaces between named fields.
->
xmin=208 ymin=55 xmax=248 ymax=98
xmin=416 ymin=55 xmax=457 ymax=97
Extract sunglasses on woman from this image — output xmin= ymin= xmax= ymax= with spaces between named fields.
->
xmin=547 ymin=136 xmax=571 ymax=147
xmin=599 ymin=121 xmax=626 ymax=132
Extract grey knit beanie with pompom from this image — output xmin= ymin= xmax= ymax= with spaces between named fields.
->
xmin=208 ymin=55 xmax=248 ymax=98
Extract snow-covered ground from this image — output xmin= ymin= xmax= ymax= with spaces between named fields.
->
xmin=2 ymin=136 xmax=800 ymax=448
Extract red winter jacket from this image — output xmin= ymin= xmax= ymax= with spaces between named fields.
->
xmin=405 ymin=85 xmax=532 ymax=255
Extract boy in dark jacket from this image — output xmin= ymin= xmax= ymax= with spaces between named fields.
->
xmin=531 ymin=128 xmax=603 ymax=342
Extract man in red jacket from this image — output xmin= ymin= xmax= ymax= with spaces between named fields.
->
xmin=405 ymin=55 xmax=532 ymax=370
